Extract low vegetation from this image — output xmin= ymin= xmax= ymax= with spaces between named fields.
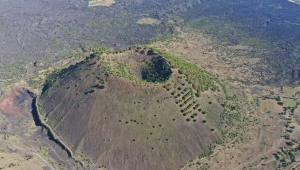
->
xmin=147 ymin=47 xmax=219 ymax=96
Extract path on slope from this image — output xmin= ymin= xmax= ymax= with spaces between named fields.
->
xmin=0 ymin=129 xmax=74 ymax=169
xmin=0 ymin=139 xmax=56 ymax=170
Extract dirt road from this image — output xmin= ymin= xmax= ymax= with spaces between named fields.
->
xmin=0 ymin=139 xmax=56 ymax=170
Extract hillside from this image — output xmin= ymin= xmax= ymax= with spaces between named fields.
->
xmin=37 ymin=48 xmax=226 ymax=169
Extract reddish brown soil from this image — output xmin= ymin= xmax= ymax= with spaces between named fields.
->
xmin=0 ymin=88 xmax=32 ymax=115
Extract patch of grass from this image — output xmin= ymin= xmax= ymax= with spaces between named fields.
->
xmin=283 ymin=98 xmax=297 ymax=107
xmin=283 ymin=87 xmax=296 ymax=97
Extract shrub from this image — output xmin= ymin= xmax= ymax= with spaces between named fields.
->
xmin=184 ymin=96 xmax=194 ymax=104
xmin=96 ymin=83 xmax=106 ymax=89
xmin=286 ymin=141 xmax=294 ymax=146
xmin=182 ymin=90 xmax=192 ymax=100
xmin=181 ymin=103 xmax=196 ymax=113
xmin=9 ymin=163 xmax=16 ymax=168
xmin=184 ymin=111 xmax=192 ymax=115
xmin=275 ymin=96 xmax=281 ymax=101
xmin=84 ymin=88 xmax=96 ymax=95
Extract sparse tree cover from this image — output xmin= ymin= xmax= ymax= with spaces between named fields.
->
xmin=95 ymin=47 xmax=213 ymax=86
xmin=181 ymin=103 xmax=196 ymax=113
xmin=182 ymin=90 xmax=193 ymax=100
xmin=183 ymin=96 xmax=194 ymax=105
xmin=147 ymin=47 xmax=218 ymax=95
xmin=41 ymin=65 xmax=78 ymax=100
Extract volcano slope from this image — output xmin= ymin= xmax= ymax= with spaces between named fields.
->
xmin=37 ymin=47 xmax=226 ymax=169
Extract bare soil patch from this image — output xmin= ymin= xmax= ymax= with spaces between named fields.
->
xmin=0 ymin=88 xmax=32 ymax=116
xmin=88 ymin=0 xmax=115 ymax=7
xmin=137 ymin=18 xmax=161 ymax=25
